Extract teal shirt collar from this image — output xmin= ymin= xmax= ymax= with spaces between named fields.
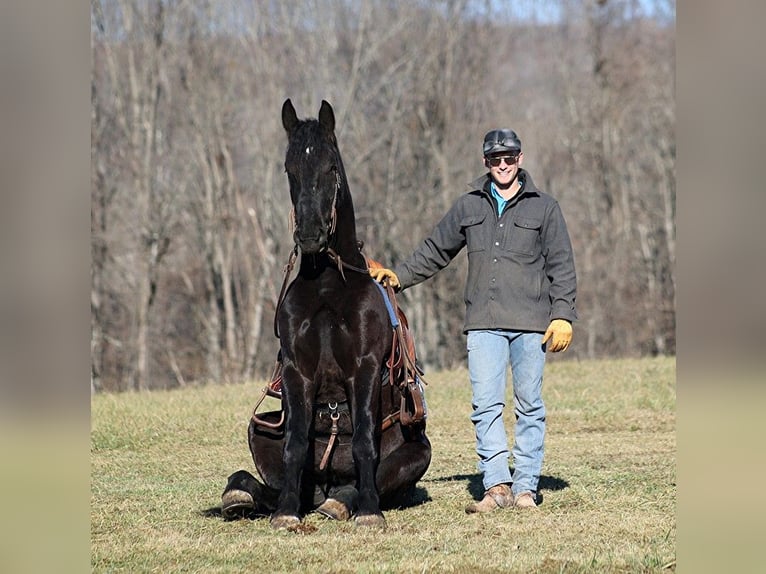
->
xmin=490 ymin=178 xmax=524 ymax=216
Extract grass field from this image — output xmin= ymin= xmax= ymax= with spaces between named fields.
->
xmin=91 ymin=356 xmax=676 ymax=573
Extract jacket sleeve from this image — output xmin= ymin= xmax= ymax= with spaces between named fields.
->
xmin=542 ymin=201 xmax=578 ymax=323
xmin=393 ymin=199 xmax=467 ymax=290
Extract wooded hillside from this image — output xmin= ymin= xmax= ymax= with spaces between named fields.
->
xmin=91 ymin=0 xmax=675 ymax=391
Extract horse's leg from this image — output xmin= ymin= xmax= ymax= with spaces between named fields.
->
xmin=221 ymin=470 xmax=278 ymax=519
xmin=250 ymin=416 xmax=325 ymax=516
xmin=348 ymin=358 xmax=386 ymax=528
xmin=377 ymin=433 xmax=432 ymax=508
xmin=270 ymin=364 xmax=314 ymax=530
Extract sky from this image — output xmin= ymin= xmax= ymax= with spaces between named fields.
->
xmin=469 ymin=0 xmax=675 ymax=24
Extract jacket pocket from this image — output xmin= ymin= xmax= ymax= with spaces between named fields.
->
xmin=461 ymin=214 xmax=487 ymax=253
xmin=506 ymin=216 xmax=542 ymax=255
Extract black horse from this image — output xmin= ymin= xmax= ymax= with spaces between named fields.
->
xmin=221 ymin=99 xmax=431 ymax=529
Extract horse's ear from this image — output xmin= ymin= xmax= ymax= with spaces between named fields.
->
xmin=318 ymin=100 xmax=335 ymax=134
xmin=282 ymin=99 xmax=299 ymax=133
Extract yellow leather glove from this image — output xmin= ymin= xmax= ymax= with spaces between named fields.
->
xmin=369 ymin=267 xmax=400 ymax=289
xmin=542 ymin=319 xmax=573 ymax=352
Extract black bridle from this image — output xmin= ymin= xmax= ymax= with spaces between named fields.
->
xmin=274 ymin=169 xmax=368 ymax=338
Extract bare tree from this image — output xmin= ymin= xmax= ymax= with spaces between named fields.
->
xmin=90 ymin=0 xmax=675 ymax=391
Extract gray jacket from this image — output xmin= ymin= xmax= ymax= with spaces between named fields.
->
xmin=394 ymin=170 xmax=577 ymax=333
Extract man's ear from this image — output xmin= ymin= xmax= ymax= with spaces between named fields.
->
xmin=483 ymin=157 xmax=489 ymax=169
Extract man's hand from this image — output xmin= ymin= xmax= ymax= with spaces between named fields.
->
xmin=369 ymin=267 xmax=400 ymax=289
xmin=542 ymin=319 xmax=572 ymax=352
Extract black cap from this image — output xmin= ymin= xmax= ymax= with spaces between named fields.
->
xmin=482 ymin=129 xmax=521 ymax=156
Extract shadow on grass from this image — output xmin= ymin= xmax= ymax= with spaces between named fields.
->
xmin=201 ymin=506 xmax=223 ymax=518
xmin=382 ymin=485 xmax=432 ymax=510
xmin=427 ymin=472 xmax=569 ymax=501
xmin=199 ymin=485 xmax=432 ymax=521
xmin=200 ymin=506 xmax=270 ymax=521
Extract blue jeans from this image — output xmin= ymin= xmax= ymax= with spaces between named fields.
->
xmin=466 ymin=330 xmax=546 ymax=496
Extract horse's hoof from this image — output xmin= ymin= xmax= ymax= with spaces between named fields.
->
xmin=315 ymin=498 xmax=351 ymax=521
xmin=354 ymin=513 xmax=387 ymax=529
xmin=270 ymin=514 xmax=301 ymax=530
xmin=221 ymin=489 xmax=254 ymax=520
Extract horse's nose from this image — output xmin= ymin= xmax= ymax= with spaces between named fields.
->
xmin=294 ymin=229 xmax=327 ymax=254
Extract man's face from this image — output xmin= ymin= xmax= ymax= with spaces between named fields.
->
xmin=485 ymin=152 xmax=523 ymax=188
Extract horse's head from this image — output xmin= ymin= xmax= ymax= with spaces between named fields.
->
xmin=282 ymin=99 xmax=343 ymax=254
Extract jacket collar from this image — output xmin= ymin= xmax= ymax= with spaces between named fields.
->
xmin=468 ymin=169 xmax=539 ymax=199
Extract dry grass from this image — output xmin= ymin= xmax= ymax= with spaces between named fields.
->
xmin=91 ymin=356 xmax=675 ymax=573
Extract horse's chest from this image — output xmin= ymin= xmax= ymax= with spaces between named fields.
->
xmin=282 ymin=283 xmax=386 ymax=358
xmin=304 ymin=307 xmax=352 ymax=343
xmin=286 ymin=298 xmax=355 ymax=344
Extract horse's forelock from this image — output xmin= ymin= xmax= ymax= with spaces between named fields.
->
xmin=286 ymin=120 xmax=339 ymax=172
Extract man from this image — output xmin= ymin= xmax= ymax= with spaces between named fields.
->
xmin=370 ymin=129 xmax=577 ymax=512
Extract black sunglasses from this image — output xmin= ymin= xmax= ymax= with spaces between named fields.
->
xmin=486 ymin=155 xmax=519 ymax=167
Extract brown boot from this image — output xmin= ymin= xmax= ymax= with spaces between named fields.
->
xmin=513 ymin=490 xmax=538 ymax=509
xmin=465 ymin=483 xmax=513 ymax=514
